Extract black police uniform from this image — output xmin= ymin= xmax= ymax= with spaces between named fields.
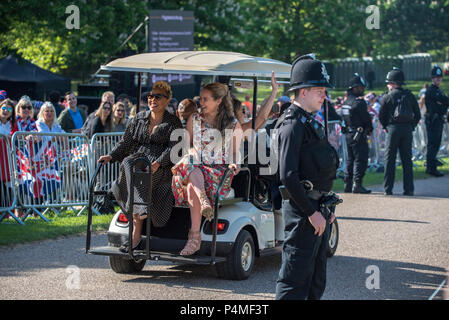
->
xmin=425 ymin=66 xmax=449 ymax=176
xmin=275 ymin=54 xmax=339 ymax=300
xmin=378 ymin=68 xmax=421 ymax=195
xmin=341 ymin=74 xmax=373 ymax=193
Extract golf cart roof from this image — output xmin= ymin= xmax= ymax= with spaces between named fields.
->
xmin=101 ymin=51 xmax=291 ymax=78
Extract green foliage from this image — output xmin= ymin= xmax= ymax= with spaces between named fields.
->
xmin=1 ymin=1 xmax=448 ymax=78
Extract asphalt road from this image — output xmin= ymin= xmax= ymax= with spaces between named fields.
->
xmin=1 ymin=176 xmax=448 ymax=300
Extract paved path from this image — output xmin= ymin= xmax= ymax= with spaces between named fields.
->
xmin=1 ymin=176 xmax=448 ymax=300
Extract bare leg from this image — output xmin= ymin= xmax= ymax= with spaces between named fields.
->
xmin=186 ymin=167 xmax=213 ymax=221
xmin=132 ymin=215 xmax=143 ymax=247
xmin=180 ymin=168 xmax=209 ymax=256
xmin=187 ymin=167 xmax=206 ymax=201
xmin=187 ymin=183 xmax=202 ymax=232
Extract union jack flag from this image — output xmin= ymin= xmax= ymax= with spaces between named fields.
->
xmin=16 ymin=139 xmax=61 ymax=199
xmin=329 ymin=123 xmax=342 ymax=151
xmin=70 ymin=143 xmax=89 ymax=163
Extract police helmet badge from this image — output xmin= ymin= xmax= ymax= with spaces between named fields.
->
xmin=321 ymin=63 xmax=330 ymax=82
xmin=431 ymin=65 xmax=443 ymax=78
xmin=355 ymin=72 xmax=365 ymax=86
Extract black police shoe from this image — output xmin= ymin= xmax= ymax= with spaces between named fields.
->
xmin=352 ymin=183 xmax=372 ymax=194
xmin=384 ymin=191 xmax=393 ymax=196
xmin=403 ymin=191 xmax=414 ymax=196
xmin=344 ymin=183 xmax=353 ymax=193
xmin=426 ymin=169 xmax=444 ymax=177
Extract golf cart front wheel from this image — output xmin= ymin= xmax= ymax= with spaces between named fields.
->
xmin=216 ymin=229 xmax=255 ymax=280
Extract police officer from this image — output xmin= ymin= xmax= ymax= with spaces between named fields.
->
xmin=425 ymin=65 xmax=449 ymax=177
xmin=378 ymin=68 xmax=421 ymax=195
xmin=341 ymin=73 xmax=373 ymax=193
xmin=275 ymin=54 xmax=339 ymax=300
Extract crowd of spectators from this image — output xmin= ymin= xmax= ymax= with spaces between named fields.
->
xmin=0 ymin=79 xmax=434 ymax=148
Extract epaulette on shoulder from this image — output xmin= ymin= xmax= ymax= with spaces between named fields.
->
xmin=284 ymin=106 xmax=300 ymax=120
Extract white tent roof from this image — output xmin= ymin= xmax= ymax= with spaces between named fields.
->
xmin=101 ymin=51 xmax=291 ymax=78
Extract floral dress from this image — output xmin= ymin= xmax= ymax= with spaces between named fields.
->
xmin=172 ymin=113 xmax=238 ymax=209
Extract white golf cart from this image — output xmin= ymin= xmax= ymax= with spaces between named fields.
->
xmin=85 ymin=51 xmax=339 ymax=280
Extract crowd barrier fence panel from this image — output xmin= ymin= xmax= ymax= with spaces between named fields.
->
xmin=439 ymin=122 xmax=449 ymax=160
xmin=11 ymin=132 xmax=91 ymax=222
xmin=0 ymin=134 xmax=23 ymax=225
xmin=368 ymin=118 xmax=385 ymax=172
xmin=89 ymin=132 xmax=124 ymax=216
xmin=327 ymin=121 xmax=346 ymax=179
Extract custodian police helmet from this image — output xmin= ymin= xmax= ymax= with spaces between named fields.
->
xmin=348 ymin=73 xmax=366 ymax=89
xmin=431 ymin=65 xmax=443 ymax=78
xmin=287 ymin=53 xmax=333 ymax=92
xmin=385 ymin=67 xmax=406 ymax=85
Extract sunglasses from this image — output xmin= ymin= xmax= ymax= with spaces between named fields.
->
xmin=147 ymin=93 xmax=169 ymax=100
xmin=1 ymin=106 xmax=13 ymax=112
xmin=102 ymin=107 xmax=111 ymax=111
xmin=116 ymin=109 xmax=125 ymax=113
xmin=21 ymin=105 xmax=32 ymax=110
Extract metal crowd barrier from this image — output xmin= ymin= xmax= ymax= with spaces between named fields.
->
xmin=327 ymin=120 xmax=347 ymax=178
xmin=89 ymin=132 xmax=124 ymax=216
xmin=0 ymin=134 xmax=22 ymax=225
xmin=368 ymin=118 xmax=387 ymax=172
xmin=10 ymin=132 xmax=91 ymax=222
xmin=440 ymin=122 xmax=449 ymax=158
xmin=327 ymin=117 xmax=449 ymax=175
xmin=412 ymin=121 xmax=427 ymax=161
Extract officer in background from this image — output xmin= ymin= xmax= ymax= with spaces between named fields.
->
xmin=425 ymin=65 xmax=449 ymax=177
xmin=341 ymin=73 xmax=373 ymax=193
xmin=275 ymin=54 xmax=339 ymax=300
xmin=378 ymin=68 xmax=421 ymax=196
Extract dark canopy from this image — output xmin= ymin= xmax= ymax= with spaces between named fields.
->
xmin=0 ymin=55 xmax=71 ymax=101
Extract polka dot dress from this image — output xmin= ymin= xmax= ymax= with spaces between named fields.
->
xmin=109 ymin=111 xmax=182 ymax=227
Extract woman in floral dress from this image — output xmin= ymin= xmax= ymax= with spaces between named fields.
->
xmin=172 ymin=82 xmax=243 ymax=256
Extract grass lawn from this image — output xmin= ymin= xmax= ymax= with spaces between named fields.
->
xmin=0 ymin=210 xmax=113 ymax=247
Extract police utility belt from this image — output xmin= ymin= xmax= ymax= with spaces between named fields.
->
xmin=279 ymin=181 xmax=327 ymax=201
xmin=348 ymin=127 xmax=365 ymax=143
xmin=279 ymin=182 xmax=343 ymax=210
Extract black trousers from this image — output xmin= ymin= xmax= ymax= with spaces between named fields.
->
xmin=344 ymin=134 xmax=369 ymax=183
xmin=275 ymin=199 xmax=330 ymax=300
xmin=425 ymin=115 xmax=444 ymax=171
xmin=383 ymin=124 xmax=414 ymax=194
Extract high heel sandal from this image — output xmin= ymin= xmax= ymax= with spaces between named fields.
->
xmin=180 ymin=230 xmax=202 ymax=256
xmin=199 ymin=191 xmax=213 ymax=221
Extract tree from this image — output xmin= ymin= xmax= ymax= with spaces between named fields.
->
xmin=0 ymin=0 xmax=149 ymax=78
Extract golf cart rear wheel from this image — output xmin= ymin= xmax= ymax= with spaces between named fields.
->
xmin=109 ymin=256 xmax=146 ymax=274
xmin=327 ymin=219 xmax=339 ymax=257
xmin=216 ymin=229 xmax=255 ymax=280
